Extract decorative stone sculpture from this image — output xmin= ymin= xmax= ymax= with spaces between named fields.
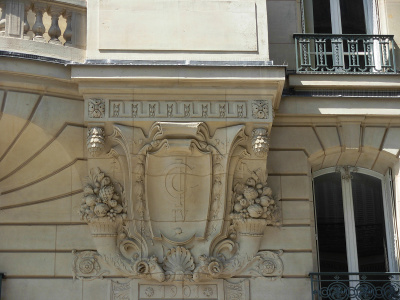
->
xmin=252 ymin=100 xmax=269 ymax=119
xmin=87 ymin=127 xmax=105 ymax=157
xmin=74 ymin=122 xmax=283 ymax=284
xmin=252 ymin=128 xmax=269 ymax=157
xmin=163 ymin=247 xmax=195 ymax=281
xmin=88 ymin=99 xmax=105 ymax=118
xmin=80 ymin=167 xmax=126 ymax=222
xmin=231 ymin=171 xmax=279 ymax=225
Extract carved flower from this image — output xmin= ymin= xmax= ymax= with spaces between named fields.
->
xmin=79 ymin=257 xmax=96 ymax=274
xmin=88 ymin=99 xmax=105 ymax=118
xmin=252 ymin=100 xmax=269 ymax=119
xmin=203 ymin=287 xmax=214 ymax=297
xmin=258 ymin=259 xmax=276 ymax=275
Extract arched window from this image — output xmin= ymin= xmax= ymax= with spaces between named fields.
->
xmin=313 ymin=167 xmax=398 ymax=273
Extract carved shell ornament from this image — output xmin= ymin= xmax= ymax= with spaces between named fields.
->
xmin=163 ymin=247 xmax=195 ymax=281
xmin=80 ymin=167 xmax=127 ymax=222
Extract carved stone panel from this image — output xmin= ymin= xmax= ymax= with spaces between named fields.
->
xmin=75 ymin=121 xmax=282 ymax=284
xmin=224 ymin=280 xmax=250 ymax=300
xmin=84 ymin=99 xmax=273 ymax=122
xmin=109 ymin=279 xmax=226 ymax=300
xmin=146 ymin=148 xmax=211 ymax=240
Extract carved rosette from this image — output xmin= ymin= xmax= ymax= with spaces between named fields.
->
xmin=87 ymin=127 xmax=105 ymax=157
xmin=252 ymin=100 xmax=269 ymax=119
xmin=251 ymin=128 xmax=269 ymax=158
xmin=72 ymin=250 xmax=109 ymax=280
xmin=88 ymin=99 xmax=105 ymax=118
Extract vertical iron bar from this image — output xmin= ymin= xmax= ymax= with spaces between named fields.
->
xmin=295 ymin=36 xmax=299 ymax=72
xmin=391 ymin=37 xmax=396 ymax=72
xmin=0 ymin=273 xmax=4 ymax=299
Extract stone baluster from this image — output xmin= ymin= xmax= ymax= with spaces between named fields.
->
xmin=0 ymin=2 xmax=6 ymax=36
xmin=48 ymin=6 xmax=63 ymax=44
xmin=32 ymin=3 xmax=46 ymax=42
xmin=63 ymin=11 xmax=72 ymax=45
xmin=23 ymin=1 xmax=32 ymax=39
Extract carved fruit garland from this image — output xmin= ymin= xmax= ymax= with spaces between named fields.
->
xmin=80 ymin=167 xmax=127 ymax=222
xmin=231 ymin=172 xmax=280 ymax=226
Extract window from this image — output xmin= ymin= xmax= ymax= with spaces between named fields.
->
xmin=313 ymin=167 xmax=398 ymax=273
xmin=309 ymin=0 xmax=378 ymax=35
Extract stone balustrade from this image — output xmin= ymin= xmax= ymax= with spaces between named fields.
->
xmin=0 ymin=0 xmax=86 ymax=62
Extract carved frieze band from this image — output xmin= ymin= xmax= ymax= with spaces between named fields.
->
xmin=109 ymin=279 xmax=247 ymax=300
xmin=85 ymin=99 xmax=273 ymax=122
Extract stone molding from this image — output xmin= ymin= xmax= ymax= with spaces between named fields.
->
xmin=85 ymin=99 xmax=273 ymax=122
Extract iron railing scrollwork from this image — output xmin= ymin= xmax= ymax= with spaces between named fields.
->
xmin=294 ymin=34 xmax=396 ymax=74
xmin=310 ymin=272 xmax=400 ymax=300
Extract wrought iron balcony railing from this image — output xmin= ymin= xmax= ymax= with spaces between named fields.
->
xmin=294 ymin=34 xmax=396 ymax=74
xmin=310 ymin=272 xmax=400 ymax=300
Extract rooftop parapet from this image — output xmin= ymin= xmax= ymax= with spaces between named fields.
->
xmin=0 ymin=0 xmax=86 ymax=63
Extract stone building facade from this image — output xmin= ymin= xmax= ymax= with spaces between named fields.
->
xmin=1 ymin=0 xmax=400 ymax=299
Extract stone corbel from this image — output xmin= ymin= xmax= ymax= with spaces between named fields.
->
xmin=75 ymin=167 xmax=165 ymax=282
xmin=193 ymin=171 xmax=282 ymax=282
xmin=75 ymin=120 xmax=282 ymax=282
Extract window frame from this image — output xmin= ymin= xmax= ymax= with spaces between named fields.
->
xmin=312 ymin=166 xmax=399 ymax=273
xmin=304 ymin=0 xmax=380 ymax=35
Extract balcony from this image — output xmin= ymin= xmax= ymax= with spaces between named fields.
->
xmin=0 ymin=0 xmax=86 ymax=63
xmin=310 ymin=272 xmax=400 ymax=300
xmin=294 ymin=34 xmax=396 ymax=74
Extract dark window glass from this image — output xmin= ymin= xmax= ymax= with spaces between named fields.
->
xmin=339 ymin=0 xmax=366 ymax=34
xmin=313 ymin=0 xmax=332 ymax=33
xmin=351 ymin=173 xmax=388 ymax=272
xmin=314 ymin=172 xmax=348 ymax=272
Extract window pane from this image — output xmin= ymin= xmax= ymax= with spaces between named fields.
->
xmin=339 ymin=0 xmax=366 ymax=34
xmin=313 ymin=0 xmax=332 ymax=33
xmin=314 ymin=172 xmax=348 ymax=272
xmin=351 ymin=173 xmax=388 ymax=272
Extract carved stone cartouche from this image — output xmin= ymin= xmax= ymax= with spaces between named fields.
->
xmin=74 ymin=122 xmax=283 ymax=283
